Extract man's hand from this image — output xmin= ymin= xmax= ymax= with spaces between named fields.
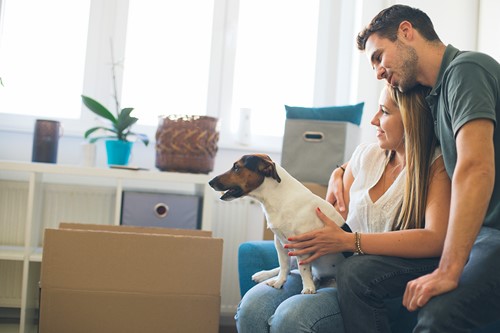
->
xmin=403 ymin=269 xmax=459 ymax=311
xmin=326 ymin=166 xmax=346 ymax=212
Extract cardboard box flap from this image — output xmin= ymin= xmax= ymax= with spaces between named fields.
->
xmin=59 ymin=222 xmax=212 ymax=237
xmin=41 ymin=229 xmax=223 ymax=296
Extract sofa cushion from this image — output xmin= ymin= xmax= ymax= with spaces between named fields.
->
xmin=284 ymin=102 xmax=364 ymax=125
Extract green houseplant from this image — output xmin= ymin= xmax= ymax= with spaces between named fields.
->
xmin=81 ymin=95 xmax=149 ymax=146
xmin=81 ymin=95 xmax=149 ymax=166
xmin=81 ymin=44 xmax=149 ymax=166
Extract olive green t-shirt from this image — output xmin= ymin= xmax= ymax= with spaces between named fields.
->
xmin=426 ymin=45 xmax=500 ymax=229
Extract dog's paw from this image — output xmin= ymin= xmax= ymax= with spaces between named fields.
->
xmin=301 ymin=280 xmax=317 ymax=294
xmin=301 ymin=286 xmax=317 ymax=294
xmin=252 ymin=268 xmax=279 ymax=283
xmin=265 ymin=277 xmax=287 ymax=289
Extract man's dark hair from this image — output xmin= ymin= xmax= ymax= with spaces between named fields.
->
xmin=357 ymin=4 xmax=441 ymax=51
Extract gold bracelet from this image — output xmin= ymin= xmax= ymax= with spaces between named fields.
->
xmin=354 ymin=232 xmax=365 ymax=255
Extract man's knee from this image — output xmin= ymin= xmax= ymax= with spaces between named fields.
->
xmin=337 ymin=255 xmax=383 ymax=289
xmin=416 ymin=298 xmax=449 ymax=328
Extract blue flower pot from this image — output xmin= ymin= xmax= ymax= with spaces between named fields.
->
xmin=105 ymin=140 xmax=133 ymax=166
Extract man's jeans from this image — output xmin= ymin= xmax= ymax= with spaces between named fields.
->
xmin=337 ymin=227 xmax=500 ymax=333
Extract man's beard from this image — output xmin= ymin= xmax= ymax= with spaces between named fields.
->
xmin=395 ymin=41 xmax=419 ymax=92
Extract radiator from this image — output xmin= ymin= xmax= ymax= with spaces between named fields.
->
xmin=210 ymin=196 xmax=264 ymax=314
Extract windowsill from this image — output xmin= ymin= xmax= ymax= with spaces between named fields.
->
xmin=0 ymin=117 xmax=284 ymax=155
xmin=217 ymin=135 xmax=283 ymax=154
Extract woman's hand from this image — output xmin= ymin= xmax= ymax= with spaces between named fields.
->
xmin=326 ymin=166 xmax=347 ymax=213
xmin=286 ymin=207 xmax=352 ymax=265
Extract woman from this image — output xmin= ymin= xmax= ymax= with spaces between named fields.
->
xmin=235 ymin=84 xmax=451 ymax=333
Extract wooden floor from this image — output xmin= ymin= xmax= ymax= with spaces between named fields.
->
xmin=0 ymin=324 xmax=18 ymax=333
xmin=219 ymin=313 xmax=238 ymax=333
xmin=0 ymin=316 xmax=238 ymax=333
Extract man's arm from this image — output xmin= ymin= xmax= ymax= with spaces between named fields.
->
xmin=326 ymin=163 xmax=348 ymax=212
xmin=403 ymin=118 xmax=495 ymax=311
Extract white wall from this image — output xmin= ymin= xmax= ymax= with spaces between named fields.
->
xmin=353 ymin=0 xmax=488 ymax=145
xmin=1 ymin=0 xmax=497 ymax=173
xmin=478 ymin=0 xmax=500 ymax=61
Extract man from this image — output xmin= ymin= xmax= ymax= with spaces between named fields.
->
xmin=332 ymin=4 xmax=500 ymax=332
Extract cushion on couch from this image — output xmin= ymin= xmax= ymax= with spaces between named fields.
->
xmin=284 ymin=102 xmax=364 ymax=125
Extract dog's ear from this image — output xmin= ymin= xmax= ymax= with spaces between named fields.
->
xmin=243 ymin=155 xmax=281 ymax=183
xmin=262 ymin=160 xmax=281 ymax=183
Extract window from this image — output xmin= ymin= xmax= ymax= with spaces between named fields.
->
xmin=0 ymin=0 xmax=347 ymax=152
xmin=120 ymin=0 xmax=215 ymax=126
xmin=0 ymin=0 xmax=90 ymax=121
xmin=230 ymin=0 xmax=319 ymax=139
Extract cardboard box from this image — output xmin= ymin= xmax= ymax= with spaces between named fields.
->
xmin=39 ymin=223 xmax=223 ymax=333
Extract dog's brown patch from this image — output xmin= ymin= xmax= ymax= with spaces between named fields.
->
xmin=208 ymin=154 xmax=281 ymax=200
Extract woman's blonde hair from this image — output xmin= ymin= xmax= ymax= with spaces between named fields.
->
xmin=387 ymin=85 xmax=436 ymax=230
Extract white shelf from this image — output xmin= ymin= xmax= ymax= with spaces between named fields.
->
xmin=0 ymin=160 xmax=215 ymax=333
xmin=28 ymin=248 xmax=43 ymax=263
xmin=0 ymin=246 xmax=24 ymax=261
xmin=0 ymin=161 xmax=210 ymax=184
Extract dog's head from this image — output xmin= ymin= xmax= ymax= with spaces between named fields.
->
xmin=208 ymin=154 xmax=281 ymax=201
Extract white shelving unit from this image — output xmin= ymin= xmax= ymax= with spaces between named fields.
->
xmin=0 ymin=161 xmax=214 ymax=333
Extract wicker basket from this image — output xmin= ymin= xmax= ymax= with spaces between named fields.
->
xmin=155 ymin=115 xmax=219 ymax=173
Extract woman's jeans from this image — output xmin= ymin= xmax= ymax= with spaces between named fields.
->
xmin=235 ymin=272 xmax=345 ymax=333
xmin=337 ymin=227 xmax=500 ymax=333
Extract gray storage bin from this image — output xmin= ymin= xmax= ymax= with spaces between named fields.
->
xmin=281 ymin=119 xmax=361 ymax=185
xmin=121 ymin=191 xmax=202 ymax=230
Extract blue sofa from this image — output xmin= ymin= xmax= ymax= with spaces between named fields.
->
xmin=238 ymin=241 xmax=500 ymax=333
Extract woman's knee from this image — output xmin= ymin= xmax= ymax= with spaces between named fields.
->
xmin=235 ymin=285 xmax=280 ymax=333
xmin=269 ymin=300 xmax=307 ymax=333
xmin=269 ymin=289 xmax=344 ymax=333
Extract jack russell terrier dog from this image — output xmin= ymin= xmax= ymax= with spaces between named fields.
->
xmin=209 ymin=154 xmax=352 ymax=294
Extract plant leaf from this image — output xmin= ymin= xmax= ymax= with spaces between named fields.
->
xmin=88 ymin=135 xmax=121 ymax=144
xmin=81 ymin=95 xmax=117 ymax=124
xmin=129 ymin=132 xmax=150 ymax=146
xmin=115 ymin=108 xmax=138 ymax=134
xmin=84 ymin=126 xmax=116 ymax=139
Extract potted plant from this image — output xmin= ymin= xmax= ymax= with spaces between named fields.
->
xmin=81 ymin=43 xmax=149 ymax=166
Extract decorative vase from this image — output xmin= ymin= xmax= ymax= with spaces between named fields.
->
xmin=105 ymin=139 xmax=133 ymax=166
xmin=81 ymin=142 xmax=97 ymax=167
xmin=32 ymin=119 xmax=62 ymax=163
xmin=155 ymin=115 xmax=219 ymax=174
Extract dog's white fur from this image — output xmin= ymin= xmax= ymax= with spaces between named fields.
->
xmin=209 ymin=154 xmax=347 ymax=294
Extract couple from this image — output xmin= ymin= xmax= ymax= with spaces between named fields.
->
xmin=237 ymin=4 xmax=500 ymax=333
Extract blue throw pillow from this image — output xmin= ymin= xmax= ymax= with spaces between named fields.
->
xmin=285 ymin=102 xmax=364 ymax=126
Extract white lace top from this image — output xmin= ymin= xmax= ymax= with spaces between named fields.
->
xmin=346 ymin=143 xmax=441 ymax=233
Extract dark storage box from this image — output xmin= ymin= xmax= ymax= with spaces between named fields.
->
xmin=121 ymin=191 xmax=202 ymax=230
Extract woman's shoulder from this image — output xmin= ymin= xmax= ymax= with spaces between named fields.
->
xmin=354 ymin=142 xmax=385 ymax=160
xmin=350 ymin=142 xmax=385 ymax=175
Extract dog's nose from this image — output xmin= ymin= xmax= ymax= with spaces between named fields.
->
xmin=208 ymin=178 xmax=217 ymax=188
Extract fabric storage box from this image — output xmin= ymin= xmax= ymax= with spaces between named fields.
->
xmin=281 ymin=119 xmax=361 ymax=185
xmin=121 ymin=191 xmax=202 ymax=229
